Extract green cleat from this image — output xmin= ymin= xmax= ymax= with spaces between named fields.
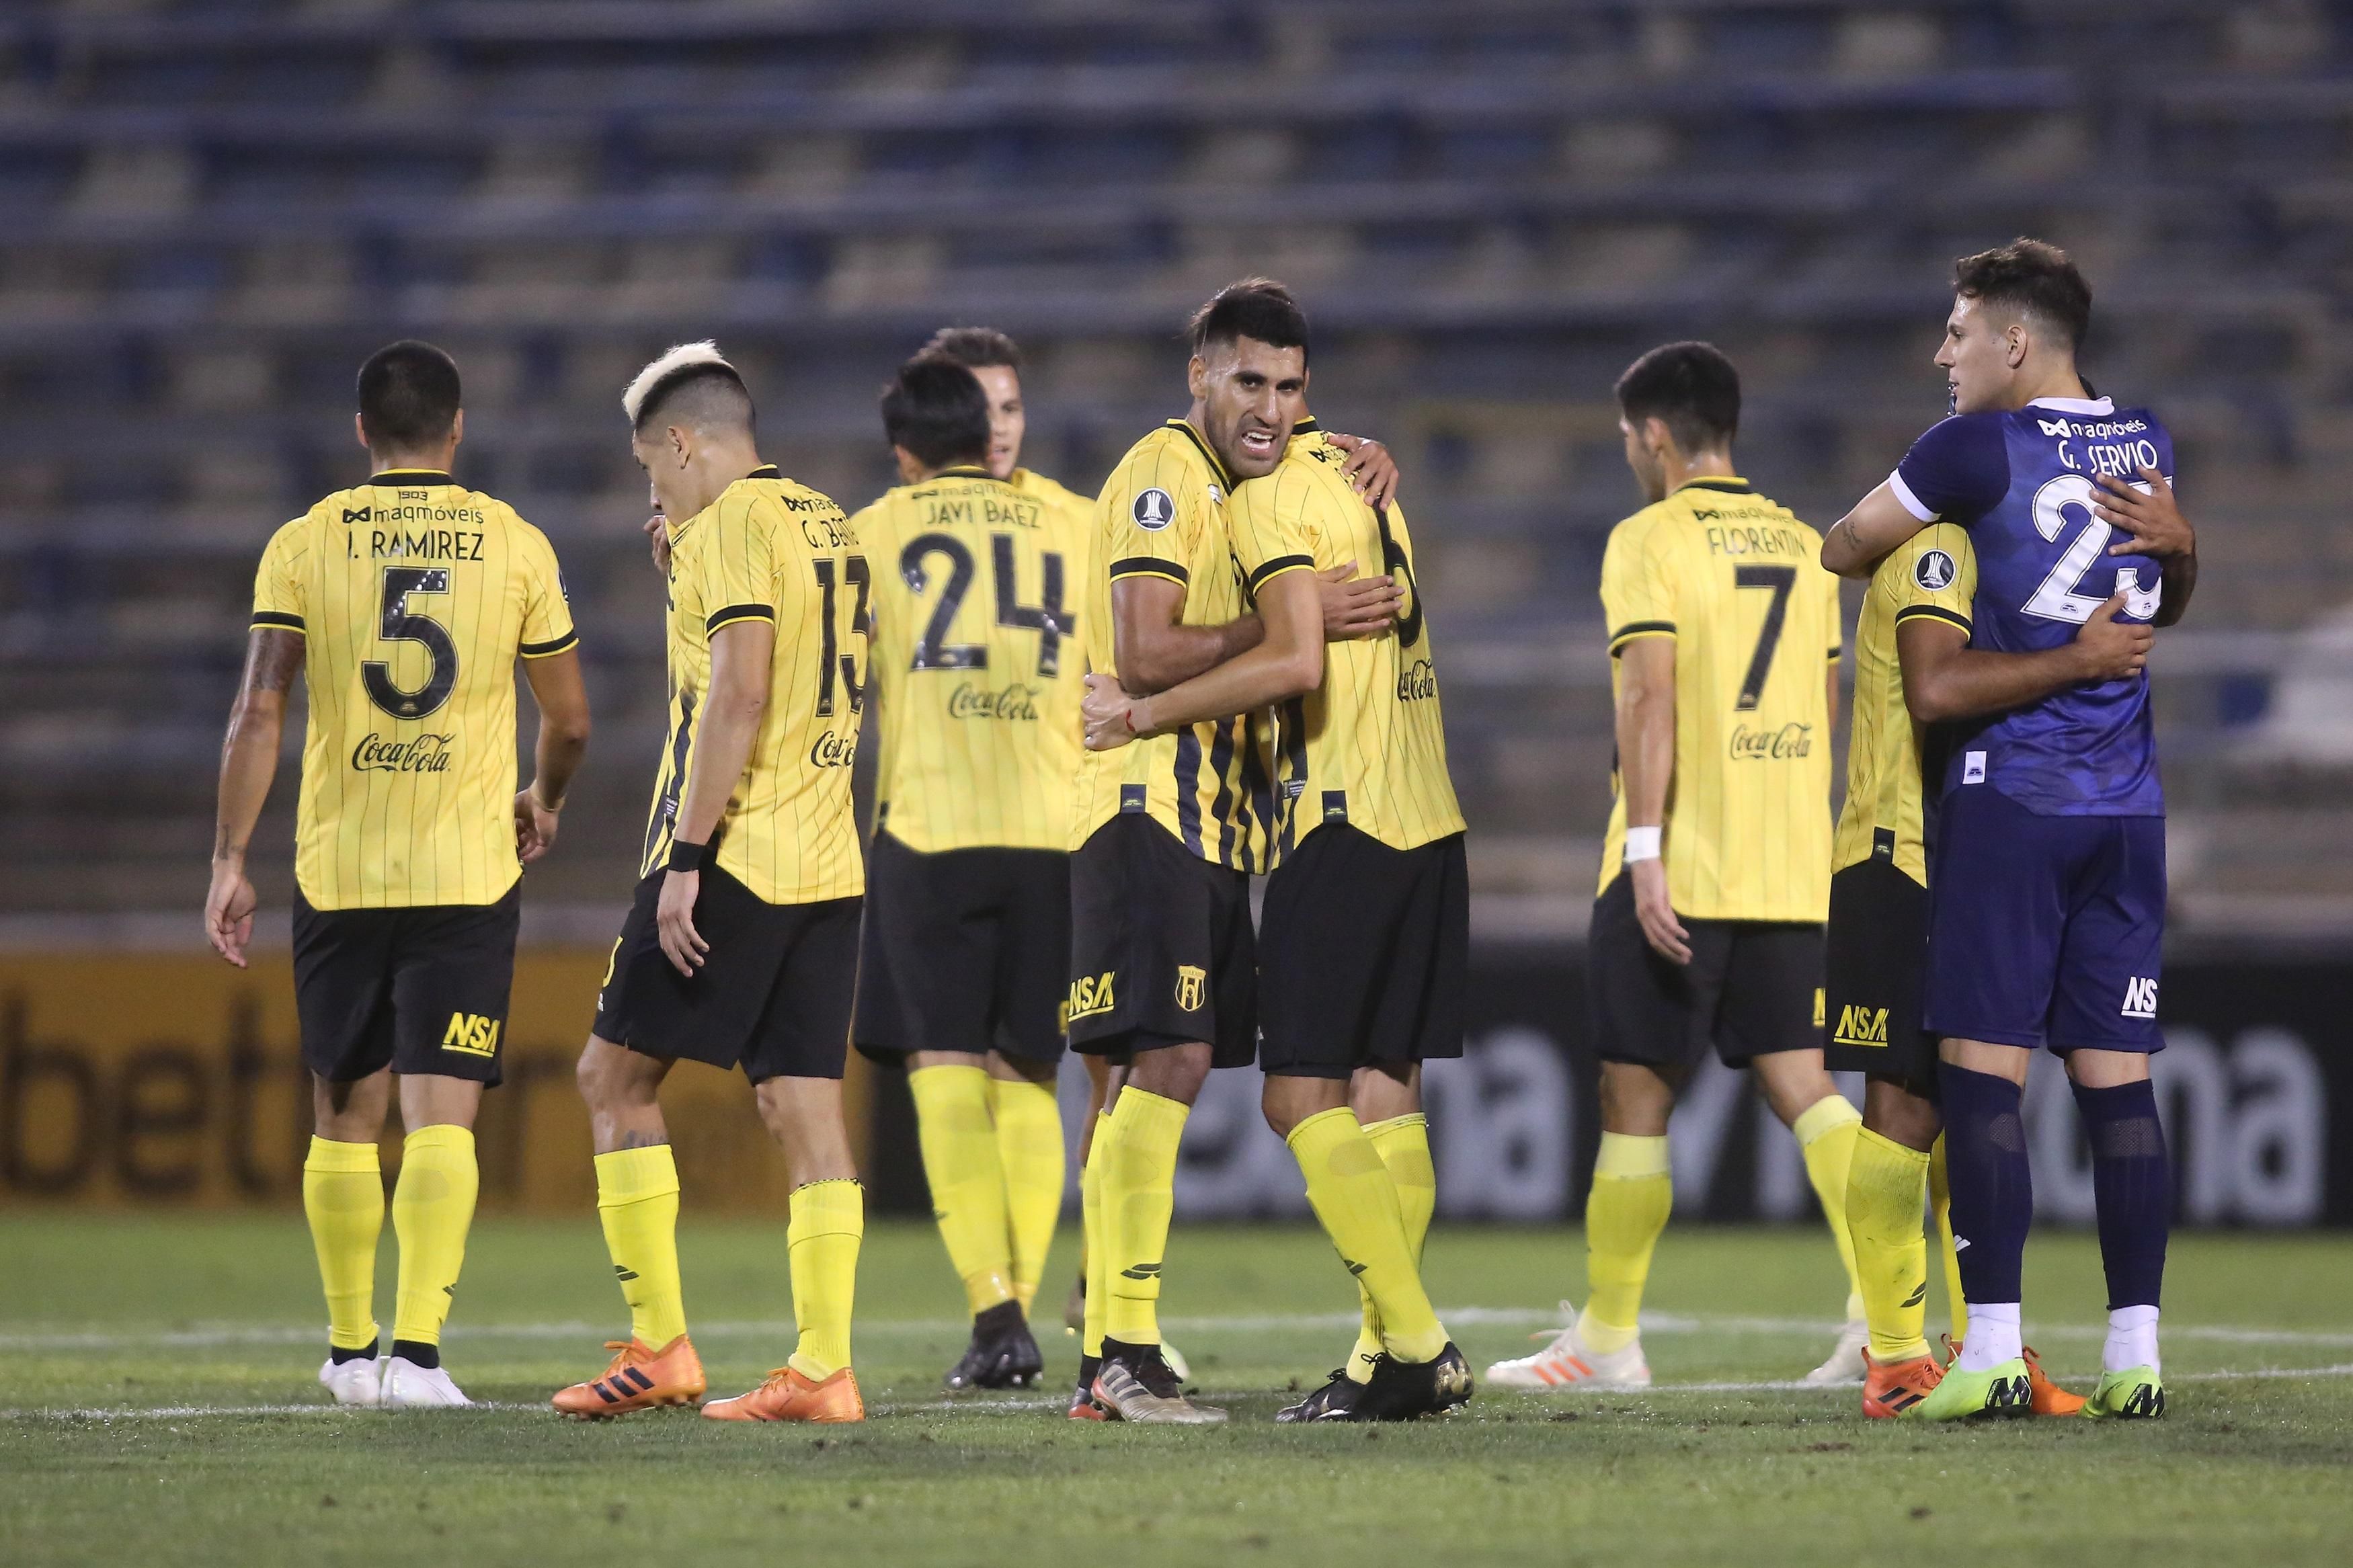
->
xmin=1901 ymin=1356 xmax=2032 ymax=1421
xmin=2081 ymin=1367 xmax=2165 ymax=1419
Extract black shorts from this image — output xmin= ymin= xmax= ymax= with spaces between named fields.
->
xmin=1259 ymin=826 xmax=1467 ymax=1080
xmin=1066 ymin=813 xmax=1255 ymax=1069
xmin=1824 ymin=855 xmax=1938 ymax=1097
xmin=1588 ymin=870 xmax=1823 ymax=1071
xmin=592 ymin=864 xmax=859 ymax=1082
xmin=291 ymin=883 xmax=521 ymax=1087
xmin=852 ymin=831 xmax=1071 ymax=1066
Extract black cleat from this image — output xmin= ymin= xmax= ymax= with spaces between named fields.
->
xmin=1351 ymin=1342 xmax=1474 ymax=1422
xmin=945 ymin=1301 xmax=1045 ymax=1391
xmin=1275 ymin=1368 xmax=1365 ymax=1423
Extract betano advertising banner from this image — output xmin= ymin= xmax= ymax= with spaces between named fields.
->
xmin=3 ymin=951 xmax=2344 ymax=1225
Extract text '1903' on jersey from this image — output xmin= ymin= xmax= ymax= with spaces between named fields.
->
xmin=251 ymin=469 xmax=575 ymax=911
xmin=640 ymin=466 xmax=867 ymax=905
xmin=852 ymin=464 xmax=1095 ymax=853
xmin=1597 ymin=477 xmax=1841 ymax=923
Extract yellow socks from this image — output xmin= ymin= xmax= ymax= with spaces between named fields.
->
xmin=1580 ymin=1132 xmax=1671 ymax=1354
xmin=1846 ymin=1128 xmax=1933 ymax=1363
xmin=1288 ymin=1106 xmax=1447 ymax=1365
xmin=1930 ymin=1134 xmax=1968 ymax=1344
xmin=1347 ymin=1114 xmax=1436 ymax=1381
xmin=1794 ymin=1094 xmax=1866 ymax=1321
xmin=303 ymin=1135 xmax=384 ymax=1354
xmin=787 ymin=1180 xmax=863 ymax=1380
xmin=1101 ymin=1087 xmax=1188 ymax=1347
xmin=1080 ymin=1112 xmax=1111 ymax=1358
xmin=908 ymin=1065 xmax=1015 ymax=1315
xmin=594 ymin=1143 xmax=688 ymax=1348
xmin=988 ymin=1073 xmax=1065 ymax=1317
xmin=389 ymin=1124 xmax=477 ymax=1351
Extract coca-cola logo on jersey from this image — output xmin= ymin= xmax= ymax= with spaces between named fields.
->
xmin=808 ymin=730 xmax=859 ymax=768
xmin=351 ymin=733 xmax=456 ymax=773
xmin=1726 ymin=722 xmax=1812 ymax=761
xmin=948 ymin=682 xmax=1041 ymax=721
xmin=1395 ymin=660 xmax=1439 ymax=701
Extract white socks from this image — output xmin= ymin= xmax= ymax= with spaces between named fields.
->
xmin=1957 ymin=1302 xmax=2022 ymax=1371
xmin=2105 ymin=1305 xmax=2161 ymax=1373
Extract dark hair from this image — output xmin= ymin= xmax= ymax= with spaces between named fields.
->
xmin=1187 ymin=277 xmax=1309 ymax=366
xmin=356 ymin=340 xmax=461 ymax=451
xmin=1953 ymin=237 xmax=2091 ymax=351
xmin=1616 ymin=341 xmax=1740 ymax=452
xmin=881 ymin=358 xmax=992 ymax=470
xmin=918 ymin=326 xmax=1023 ymax=371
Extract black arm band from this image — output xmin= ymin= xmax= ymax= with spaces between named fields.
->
xmin=667 ymin=839 xmax=713 ymax=874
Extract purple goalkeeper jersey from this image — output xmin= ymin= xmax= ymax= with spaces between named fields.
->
xmin=1889 ymin=395 xmax=2171 ymax=817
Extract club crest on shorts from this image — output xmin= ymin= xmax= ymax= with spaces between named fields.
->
xmin=1913 ymin=548 xmax=1957 ymax=591
xmin=1132 ymin=487 xmax=1174 ymax=531
xmin=1174 ymin=964 xmax=1207 ymax=1012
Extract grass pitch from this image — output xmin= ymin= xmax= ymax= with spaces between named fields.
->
xmin=5 ymin=1213 xmax=2350 ymax=1567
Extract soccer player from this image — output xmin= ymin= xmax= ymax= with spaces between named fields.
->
xmin=1821 ymin=240 xmax=2196 ymax=1420
xmin=1083 ymin=382 xmax=1473 ymax=1423
xmin=1831 ymin=520 xmax=2148 ymax=1417
xmin=846 ymin=356 xmax=1090 ymax=1391
xmin=1062 ymin=280 xmax=1408 ymax=1424
xmin=205 ymin=340 xmax=590 ymax=1408
xmin=1487 ymin=342 xmax=1865 ymax=1393
xmin=552 ymin=343 xmax=869 ymax=1424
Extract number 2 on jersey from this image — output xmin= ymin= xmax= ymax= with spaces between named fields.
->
xmin=2024 ymin=472 xmax=2161 ymax=623
xmin=1731 ymin=564 xmax=1794 ymax=710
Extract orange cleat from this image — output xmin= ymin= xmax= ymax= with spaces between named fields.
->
xmin=2022 ymin=1346 xmax=2087 ymax=1417
xmin=702 ymin=1365 xmax=865 ymax=1423
xmin=552 ymin=1334 xmax=707 ymax=1419
xmin=1861 ymin=1350 xmax=1945 ymax=1419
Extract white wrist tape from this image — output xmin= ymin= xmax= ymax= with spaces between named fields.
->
xmin=1623 ymin=826 xmax=1663 ymax=864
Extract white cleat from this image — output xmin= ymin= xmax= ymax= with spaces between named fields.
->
xmin=318 ymin=1356 xmax=384 ymax=1407
xmin=379 ymin=1356 xmax=472 ymax=1407
xmin=1483 ymin=1303 xmax=1651 ymax=1391
xmin=1805 ymin=1319 xmax=1870 ymax=1385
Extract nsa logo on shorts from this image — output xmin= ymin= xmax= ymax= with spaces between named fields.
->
xmin=1132 ymin=488 xmax=1174 ymax=531
xmin=441 ymin=1012 xmax=502 ymax=1057
xmin=1914 ymin=548 xmax=1957 ymax=591
xmin=2122 ymin=977 xmax=2159 ymax=1020
xmin=1174 ymin=964 xmax=1207 ymax=1012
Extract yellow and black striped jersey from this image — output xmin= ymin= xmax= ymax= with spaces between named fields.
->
xmin=1074 ymin=419 xmax=1276 ymax=872
xmin=250 ymin=469 xmax=575 ymax=911
xmin=1596 ymin=477 xmax=1841 ymax=923
xmin=1228 ymin=421 xmax=1464 ymax=862
xmin=639 ymin=466 xmax=867 ymax=905
xmin=851 ymin=464 xmax=1094 ymax=853
xmin=1834 ymin=525 xmax=1977 ymax=886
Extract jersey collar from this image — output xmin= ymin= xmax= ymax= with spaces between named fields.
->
xmin=1673 ymin=475 xmax=1751 ymax=495
xmin=746 ymin=464 xmax=781 ymax=481
xmin=2026 ymin=395 xmax=2115 ymax=415
xmin=1164 ymin=417 xmax=1234 ymax=489
xmin=1292 ymin=417 xmax=1320 ymax=436
xmin=368 ymin=468 xmax=452 ymax=487
xmin=934 ymin=464 xmax=993 ymax=480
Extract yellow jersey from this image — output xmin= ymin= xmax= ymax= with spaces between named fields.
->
xmin=1227 ymin=421 xmax=1464 ymax=862
xmin=852 ymin=464 xmax=1094 ymax=853
xmin=639 ymin=466 xmax=867 ymax=905
xmin=250 ymin=468 xmax=575 ymax=911
xmin=1075 ymin=419 xmax=1276 ymax=872
xmin=1596 ymin=477 xmax=1841 ymax=923
xmin=1833 ymin=524 xmax=1977 ymax=886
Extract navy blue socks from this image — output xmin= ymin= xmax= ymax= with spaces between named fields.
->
xmin=1936 ymin=1062 xmax=2033 ymax=1308
xmin=2072 ymin=1077 xmax=2170 ymax=1313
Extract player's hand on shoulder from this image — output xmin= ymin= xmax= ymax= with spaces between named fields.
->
xmin=645 ymin=511 xmax=670 ymax=573
xmin=203 ymin=860 xmax=257 ymax=968
xmin=514 ymin=787 xmax=561 ymax=864
xmin=1316 ymin=563 xmax=1402 ymax=641
xmin=1630 ymin=858 xmax=1693 ymax=966
xmin=2071 ymin=592 xmax=2154 ymax=682
xmin=656 ymin=869 xmax=708 ymax=976
xmin=1326 ymin=432 xmax=1399 ymax=509
xmin=2095 ymin=467 xmax=2193 ymax=559
xmin=1081 ymin=671 xmax=1143 ymax=751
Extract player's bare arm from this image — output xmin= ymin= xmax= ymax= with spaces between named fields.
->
xmin=1899 ymin=593 xmax=2151 ymax=724
xmin=656 ymin=618 xmax=775 ymax=977
xmin=1820 ymin=481 xmax=1929 ymax=578
xmin=644 ymin=509 xmax=670 ymax=573
xmin=516 ymin=647 xmax=592 ymax=864
xmin=1322 ymin=431 xmax=1399 ymax=509
xmin=1614 ymin=635 xmax=1690 ymax=966
xmin=1083 ymin=571 xmax=1322 ymax=749
xmin=2093 ymin=466 xmax=2198 ymax=626
xmin=204 ymin=627 xmax=305 ymax=968
xmin=1316 ymin=563 xmax=1404 ymax=638
xmin=1109 ymin=573 xmax=1266 ymax=695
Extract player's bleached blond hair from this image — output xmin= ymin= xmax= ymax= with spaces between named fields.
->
xmin=622 ymin=340 xmax=751 ymax=431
